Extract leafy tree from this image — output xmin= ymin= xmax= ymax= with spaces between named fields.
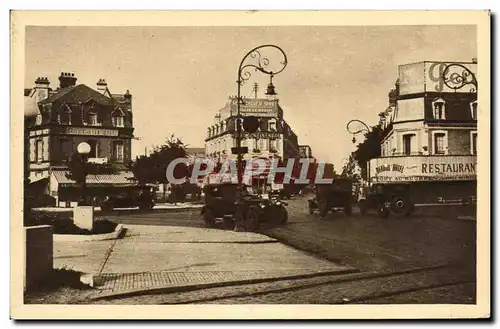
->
xmin=131 ymin=134 xmax=188 ymax=185
xmin=352 ymin=125 xmax=383 ymax=180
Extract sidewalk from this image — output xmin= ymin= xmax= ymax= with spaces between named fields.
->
xmin=53 ymin=224 xmax=356 ymax=299
xmin=34 ymin=202 xmax=203 ymax=214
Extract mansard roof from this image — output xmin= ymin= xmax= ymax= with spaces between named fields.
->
xmin=39 ymin=84 xmax=116 ymax=106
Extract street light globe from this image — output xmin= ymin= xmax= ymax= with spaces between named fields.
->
xmin=77 ymin=142 xmax=91 ymax=155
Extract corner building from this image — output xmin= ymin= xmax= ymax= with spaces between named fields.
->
xmin=24 ymin=72 xmax=135 ymax=207
xmin=369 ymin=60 xmax=478 ymax=204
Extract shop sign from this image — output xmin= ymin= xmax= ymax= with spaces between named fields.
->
xmin=65 ymin=127 xmax=118 ymax=137
xmin=243 ymin=131 xmax=280 ymax=139
xmin=369 ymin=155 xmax=477 ymax=183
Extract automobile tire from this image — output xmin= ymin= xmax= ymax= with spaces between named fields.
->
xmin=378 ymin=205 xmax=390 ymax=219
xmin=203 ymin=208 xmax=216 ymax=228
xmin=344 ymin=204 xmax=352 ymax=217
xmin=405 ymin=202 xmax=415 ymax=217
xmin=245 ymin=206 xmax=260 ymax=232
xmin=101 ymin=203 xmax=113 ymax=213
xmin=278 ymin=206 xmax=288 ymax=224
xmin=223 ymin=216 xmax=235 ymax=230
xmin=391 ymin=196 xmax=409 ymax=214
xmin=318 ymin=199 xmax=329 ymax=218
xmin=359 ymin=201 xmax=367 ymax=216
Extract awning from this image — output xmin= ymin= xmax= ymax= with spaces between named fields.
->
xmin=52 ymin=170 xmax=137 ymax=187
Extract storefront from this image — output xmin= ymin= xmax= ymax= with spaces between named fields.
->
xmin=368 ymin=155 xmax=477 ymax=204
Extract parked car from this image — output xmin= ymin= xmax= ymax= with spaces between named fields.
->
xmin=100 ymin=186 xmax=155 ymax=212
xmin=201 ymin=182 xmax=288 ymax=231
xmin=358 ymin=183 xmax=414 ymax=218
xmin=308 ymin=178 xmax=353 ymax=217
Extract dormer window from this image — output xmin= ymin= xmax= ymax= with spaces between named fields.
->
xmin=112 ymin=108 xmax=125 ymax=127
xmin=88 ymin=113 xmax=98 ymax=126
xmin=470 ymin=100 xmax=478 ymax=120
xmin=60 ymin=110 xmax=71 ymax=125
xmin=432 ymin=98 xmax=446 ymax=120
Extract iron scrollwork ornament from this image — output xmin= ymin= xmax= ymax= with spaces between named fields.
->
xmin=237 ymin=45 xmax=288 ymax=86
xmin=442 ymin=63 xmax=478 ymax=93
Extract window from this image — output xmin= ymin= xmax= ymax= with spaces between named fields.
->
xmin=403 ymin=134 xmax=415 ymax=155
xmin=59 ymin=139 xmax=71 ymax=162
xmin=88 ymin=113 xmax=98 ymax=126
xmin=36 ymin=140 xmax=43 ymax=162
xmin=471 ymin=132 xmax=477 ymax=155
xmin=434 ymin=133 xmax=446 ymax=154
xmin=60 ymin=110 xmax=71 ymax=125
xmin=87 ymin=140 xmax=98 ymax=158
xmin=269 ymin=121 xmax=276 ymax=131
xmin=113 ymin=141 xmax=124 ymax=162
xmin=432 ymin=98 xmax=446 ymax=119
xmin=113 ymin=115 xmax=124 ymax=127
xmin=470 ymin=101 xmax=478 ymax=120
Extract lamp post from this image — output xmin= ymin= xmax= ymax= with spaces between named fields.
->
xmin=234 ymin=44 xmax=287 ymax=231
xmin=346 ymin=119 xmax=371 ymax=144
xmin=442 ymin=63 xmax=478 ymax=93
xmin=77 ymin=142 xmax=91 ymax=206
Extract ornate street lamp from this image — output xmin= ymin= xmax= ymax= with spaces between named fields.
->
xmin=234 ymin=45 xmax=287 ymax=231
xmin=442 ymin=63 xmax=478 ymax=93
xmin=346 ymin=119 xmax=371 ymax=144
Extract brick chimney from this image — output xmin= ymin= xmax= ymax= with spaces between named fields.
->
xmin=31 ymin=77 xmax=50 ymax=102
xmin=58 ymin=72 xmax=77 ymax=89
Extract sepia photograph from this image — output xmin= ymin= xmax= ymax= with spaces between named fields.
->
xmin=10 ymin=10 xmax=490 ymax=319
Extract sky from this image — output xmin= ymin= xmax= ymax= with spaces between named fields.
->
xmin=25 ymin=25 xmax=477 ymax=170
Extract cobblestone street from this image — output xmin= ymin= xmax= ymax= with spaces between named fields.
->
xmin=95 ymin=195 xmax=476 ymax=304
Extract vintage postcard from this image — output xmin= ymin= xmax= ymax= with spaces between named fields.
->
xmin=10 ymin=10 xmax=490 ymax=319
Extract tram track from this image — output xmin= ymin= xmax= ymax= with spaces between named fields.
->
xmin=151 ymin=262 xmax=474 ymax=305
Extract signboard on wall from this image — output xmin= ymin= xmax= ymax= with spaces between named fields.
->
xmin=398 ymin=61 xmax=477 ymax=96
xmin=369 ymin=155 xmax=477 ymax=183
xmin=424 ymin=62 xmax=477 ymax=93
xmin=398 ymin=62 xmax=425 ymax=96
xmin=65 ymin=127 xmax=119 ymax=137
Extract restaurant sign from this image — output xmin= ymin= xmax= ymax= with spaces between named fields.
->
xmin=65 ymin=127 xmax=119 ymax=137
xmin=243 ymin=131 xmax=280 ymax=140
xmin=369 ymin=155 xmax=477 ymax=183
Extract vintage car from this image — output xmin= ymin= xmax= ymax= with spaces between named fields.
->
xmin=201 ymin=182 xmax=288 ymax=231
xmin=100 ymin=186 xmax=155 ymax=212
xmin=358 ymin=183 xmax=415 ymax=218
xmin=308 ymin=178 xmax=353 ymax=217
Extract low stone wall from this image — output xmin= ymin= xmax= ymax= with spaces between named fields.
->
xmin=24 ymin=225 xmax=53 ymax=291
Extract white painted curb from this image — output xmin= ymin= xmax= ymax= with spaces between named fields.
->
xmin=53 ymin=224 xmax=124 ymax=242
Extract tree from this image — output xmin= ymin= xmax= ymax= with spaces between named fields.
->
xmin=131 ymin=135 xmax=189 ymax=201
xmin=352 ymin=125 xmax=383 ymax=180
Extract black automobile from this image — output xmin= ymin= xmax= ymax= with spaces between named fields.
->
xmin=308 ymin=178 xmax=353 ymax=217
xmin=100 ymin=186 xmax=155 ymax=212
xmin=201 ymin=182 xmax=288 ymax=231
xmin=358 ymin=183 xmax=414 ymax=218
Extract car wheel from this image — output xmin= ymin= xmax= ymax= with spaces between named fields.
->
xmin=359 ymin=201 xmax=367 ymax=216
xmin=344 ymin=204 xmax=352 ymax=217
xmin=392 ymin=196 xmax=409 ymax=215
xmin=245 ymin=206 xmax=260 ymax=232
xmin=223 ymin=216 xmax=235 ymax=230
xmin=378 ymin=205 xmax=390 ymax=218
xmin=101 ymin=203 xmax=113 ymax=213
xmin=318 ymin=199 xmax=329 ymax=218
xmin=278 ymin=206 xmax=288 ymax=224
xmin=203 ymin=208 xmax=216 ymax=228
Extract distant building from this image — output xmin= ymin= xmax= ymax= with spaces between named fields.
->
xmin=205 ymin=81 xmax=300 ymax=162
xmin=24 ymin=72 xmax=135 ymax=207
xmin=369 ymin=60 xmax=477 ymax=204
xmin=298 ymin=145 xmax=313 ymax=159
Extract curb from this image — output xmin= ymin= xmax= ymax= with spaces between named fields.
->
xmin=89 ymin=267 xmax=359 ymax=301
xmin=33 ymin=206 xmax=203 ymax=216
xmin=53 ymin=224 xmax=124 ymax=242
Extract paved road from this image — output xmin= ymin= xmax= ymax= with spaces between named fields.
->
xmin=101 ymin=196 xmax=476 ymax=304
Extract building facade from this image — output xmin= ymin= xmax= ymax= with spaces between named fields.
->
xmin=205 ymin=83 xmax=300 ymax=164
xmin=369 ymin=60 xmax=478 ymax=204
xmin=24 ymin=72 xmax=135 ymax=206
